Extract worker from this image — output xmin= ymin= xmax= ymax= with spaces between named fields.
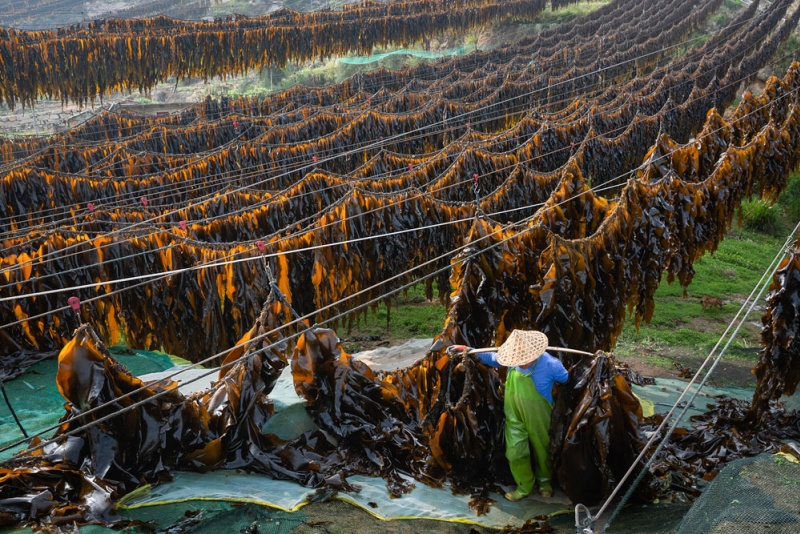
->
xmin=451 ymin=329 xmax=568 ymax=501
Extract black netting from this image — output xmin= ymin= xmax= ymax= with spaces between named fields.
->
xmin=677 ymin=453 xmax=800 ymax=533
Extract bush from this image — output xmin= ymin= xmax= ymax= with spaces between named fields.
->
xmin=741 ymin=196 xmax=780 ymax=235
xmin=773 ymin=35 xmax=800 ymax=78
xmin=778 ymin=172 xmax=800 ymax=221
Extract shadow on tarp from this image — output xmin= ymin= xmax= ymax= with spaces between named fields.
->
xmin=0 ymin=348 xmax=178 ymax=461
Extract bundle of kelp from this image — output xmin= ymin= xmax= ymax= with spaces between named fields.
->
xmin=751 ymin=234 xmax=800 ymax=420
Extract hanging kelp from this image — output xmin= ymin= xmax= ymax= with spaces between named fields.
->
xmin=2 ymin=61 xmax=799 ymax=364
xmin=291 ymin=327 xmax=510 ymax=497
xmin=549 ymin=353 xmax=654 ymax=505
xmin=0 ymin=0 xmax=550 ymax=108
xmin=3 ymin=1 xmax=800 ymax=529
xmin=1 ymin=0 xmax=780 ymax=169
xmin=750 ymin=234 xmax=800 ymax=421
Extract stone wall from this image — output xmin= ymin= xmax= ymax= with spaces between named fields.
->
xmin=0 ymin=102 xmax=100 ymax=136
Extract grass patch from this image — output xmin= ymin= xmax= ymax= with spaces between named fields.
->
xmin=641 ymin=353 xmax=676 ymax=369
xmin=341 ymin=284 xmax=446 ymax=352
xmin=741 ymin=197 xmax=780 ymax=235
xmin=534 ymin=1 xmax=611 ymax=26
xmin=777 ymin=171 xmax=800 ymax=222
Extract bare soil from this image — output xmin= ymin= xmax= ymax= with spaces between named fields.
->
xmin=294 ymin=499 xmax=690 ymax=533
xmin=618 ymin=343 xmax=759 ymax=389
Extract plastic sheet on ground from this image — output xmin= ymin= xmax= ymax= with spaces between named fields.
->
xmin=5 ymin=336 xmax=798 ymax=529
xmin=117 ymin=470 xmax=570 ymax=529
xmin=338 ymin=46 xmax=471 ymax=64
xmin=350 ymin=338 xmax=433 ymax=371
xmin=631 ymin=378 xmax=800 ymax=429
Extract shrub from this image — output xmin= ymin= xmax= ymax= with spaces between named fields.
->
xmin=741 ymin=196 xmax=780 ymax=235
xmin=778 ymin=172 xmax=800 ymax=222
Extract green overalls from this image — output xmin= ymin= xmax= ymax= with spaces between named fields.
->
xmin=503 ymin=367 xmax=554 ymax=495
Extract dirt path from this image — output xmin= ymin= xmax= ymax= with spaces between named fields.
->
xmin=617 ymin=342 xmax=759 ymax=389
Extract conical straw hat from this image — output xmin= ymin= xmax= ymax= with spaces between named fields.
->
xmin=496 ymin=330 xmax=549 ymax=367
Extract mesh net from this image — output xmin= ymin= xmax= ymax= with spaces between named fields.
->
xmin=677 ymin=453 xmax=800 ymax=534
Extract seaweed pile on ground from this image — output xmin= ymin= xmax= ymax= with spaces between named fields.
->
xmin=0 ymin=291 xmax=357 ymax=527
xmin=644 ymin=397 xmax=800 ymax=500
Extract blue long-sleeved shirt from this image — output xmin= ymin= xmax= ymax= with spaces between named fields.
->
xmin=476 ymin=351 xmax=569 ymax=404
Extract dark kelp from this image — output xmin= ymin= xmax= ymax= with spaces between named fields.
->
xmin=1 ymin=10 xmax=797 ymax=363
xmin=752 ymin=236 xmax=800 ymax=420
xmin=0 ymin=291 xmax=349 ymax=526
xmin=292 ymin=327 xmax=509 ymax=496
xmin=549 ymin=354 xmax=653 ymax=505
xmin=0 ymin=310 xmax=512 ymax=526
